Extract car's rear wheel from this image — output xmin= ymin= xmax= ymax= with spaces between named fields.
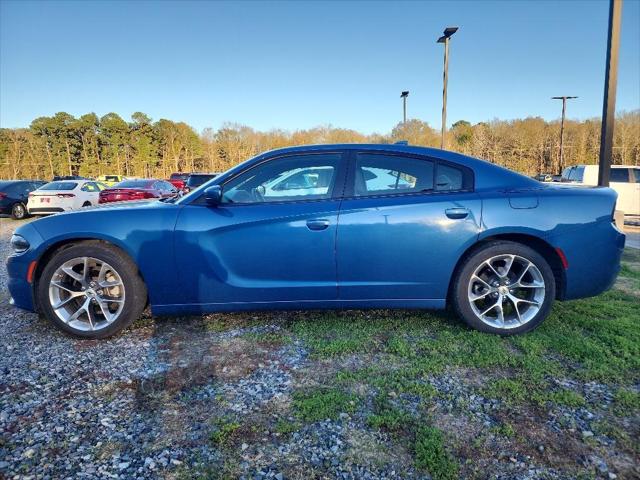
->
xmin=37 ymin=242 xmax=147 ymax=339
xmin=452 ymin=241 xmax=555 ymax=335
xmin=82 ymin=201 xmax=92 ymax=207
xmin=11 ymin=202 xmax=27 ymax=220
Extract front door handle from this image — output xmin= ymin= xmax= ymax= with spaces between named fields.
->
xmin=306 ymin=219 xmax=330 ymax=231
xmin=445 ymin=208 xmax=469 ymax=219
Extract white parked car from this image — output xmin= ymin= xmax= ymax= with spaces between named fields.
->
xmin=27 ymin=180 xmax=106 ymax=215
xmin=260 ymin=166 xmax=335 ymax=198
xmin=561 ymin=165 xmax=640 ymax=216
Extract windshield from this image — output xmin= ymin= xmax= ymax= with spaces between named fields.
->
xmin=39 ymin=181 xmax=77 ymax=191
xmin=115 ymin=180 xmax=153 ymax=188
xmin=170 ymin=173 xmax=189 ymax=181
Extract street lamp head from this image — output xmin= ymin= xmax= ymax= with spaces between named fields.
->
xmin=552 ymin=96 xmax=579 ymax=100
xmin=400 ymin=91 xmax=409 ymax=98
xmin=437 ymin=26 xmax=459 ymax=43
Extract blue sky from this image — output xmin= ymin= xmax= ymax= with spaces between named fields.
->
xmin=1 ymin=0 xmax=639 ymax=134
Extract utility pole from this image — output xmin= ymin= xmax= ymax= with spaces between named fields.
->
xmin=401 ymin=91 xmax=409 ymax=124
xmin=437 ymin=27 xmax=458 ymax=150
xmin=598 ymin=0 xmax=623 ymax=187
xmin=551 ymin=96 xmax=578 ymax=175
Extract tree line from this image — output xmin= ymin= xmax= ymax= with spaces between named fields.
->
xmin=0 ymin=110 xmax=638 ymax=180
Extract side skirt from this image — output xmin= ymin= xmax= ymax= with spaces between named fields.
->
xmin=151 ymin=298 xmax=447 ymax=316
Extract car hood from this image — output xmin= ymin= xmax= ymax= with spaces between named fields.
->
xmin=20 ymin=199 xmax=181 ymax=255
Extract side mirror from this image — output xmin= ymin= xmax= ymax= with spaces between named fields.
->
xmin=204 ymin=185 xmax=223 ymax=206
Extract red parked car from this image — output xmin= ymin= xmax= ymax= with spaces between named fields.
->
xmin=99 ymin=179 xmax=179 ymax=204
xmin=168 ymin=173 xmax=190 ymax=190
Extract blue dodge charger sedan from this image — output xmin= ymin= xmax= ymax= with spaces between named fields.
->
xmin=7 ymin=144 xmax=625 ymax=339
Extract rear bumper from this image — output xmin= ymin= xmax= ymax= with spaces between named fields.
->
xmin=28 ymin=207 xmax=65 ymax=214
xmin=552 ymin=221 xmax=625 ymax=300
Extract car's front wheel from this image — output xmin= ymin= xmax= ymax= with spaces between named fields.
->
xmin=37 ymin=242 xmax=147 ymax=339
xmin=452 ymin=241 xmax=555 ymax=335
xmin=11 ymin=202 xmax=28 ymax=220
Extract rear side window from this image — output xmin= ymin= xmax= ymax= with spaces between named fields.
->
xmin=631 ymin=168 xmax=640 ymax=183
xmin=354 ymin=154 xmax=434 ymax=196
xmin=435 ymin=164 xmax=463 ymax=191
xmin=610 ymin=168 xmax=630 ymax=183
xmin=353 ymin=153 xmax=471 ymax=197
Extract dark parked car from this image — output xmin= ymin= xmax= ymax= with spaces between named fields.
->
xmin=168 ymin=173 xmax=189 ymax=190
xmin=184 ymin=173 xmax=219 ymax=192
xmin=0 ymin=180 xmax=46 ymax=219
xmin=98 ymin=179 xmax=179 ymax=204
xmin=7 ymin=144 xmax=624 ymax=339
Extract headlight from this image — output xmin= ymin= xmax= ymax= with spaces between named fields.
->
xmin=10 ymin=234 xmax=30 ymax=253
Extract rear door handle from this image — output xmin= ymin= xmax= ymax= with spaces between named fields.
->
xmin=445 ymin=208 xmax=470 ymax=219
xmin=306 ymin=219 xmax=330 ymax=231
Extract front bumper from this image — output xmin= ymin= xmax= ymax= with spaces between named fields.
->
xmin=6 ymin=223 xmax=44 ymax=312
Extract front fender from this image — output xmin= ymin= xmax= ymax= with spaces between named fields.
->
xmin=24 ymin=204 xmax=181 ymax=307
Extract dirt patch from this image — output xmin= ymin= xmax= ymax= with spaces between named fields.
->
xmin=615 ymin=276 xmax=640 ymax=298
xmin=344 ymin=428 xmax=413 ymax=469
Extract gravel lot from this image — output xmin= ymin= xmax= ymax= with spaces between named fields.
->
xmin=1 ymin=217 xmax=638 ymax=480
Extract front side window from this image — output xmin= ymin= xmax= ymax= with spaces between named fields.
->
xmin=610 ymin=168 xmax=630 ymax=183
xmin=222 ymin=153 xmax=342 ymax=204
xmin=631 ymin=168 xmax=640 ymax=183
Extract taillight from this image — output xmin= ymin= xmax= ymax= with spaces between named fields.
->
xmin=57 ymin=193 xmax=75 ymax=198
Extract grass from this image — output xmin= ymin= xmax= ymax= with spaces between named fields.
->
xmin=367 ymin=393 xmax=413 ymax=432
xmin=209 ymin=418 xmax=241 ymax=447
xmin=292 ymin=388 xmax=357 ymax=422
xmin=613 ymin=388 xmax=640 ymax=415
xmin=183 ymin=248 xmax=639 ymax=478
xmin=283 ymin=248 xmax=640 ymax=477
xmin=414 ymin=425 xmax=459 ymax=480
xmin=274 ymin=419 xmax=300 ymax=435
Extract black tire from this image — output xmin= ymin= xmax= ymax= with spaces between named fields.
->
xmin=37 ymin=242 xmax=147 ymax=339
xmin=82 ymin=201 xmax=92 ymax=207
xmin=451 ymin=241 xmax=555 ymax=335
xmin=11 ymin=202 xmax=28 ymax=220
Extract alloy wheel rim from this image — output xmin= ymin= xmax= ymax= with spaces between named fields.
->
xmin=48 ymin=257 xmax=125 ymax=331
xmin=467 ymin=254 xmax=545 ymax=329
xmin=14 ymin=204 xmax=25 ymax=218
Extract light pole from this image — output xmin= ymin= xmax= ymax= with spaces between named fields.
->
xmin=437 ymin=26 xmax=458 ymax=150
xmin=551 ymin=96 xmax=578 ymax=175
xmin=598 ymin=0 xmax=622 ymax=187
xmin=400 ymin=91 xmax=409 ymax=124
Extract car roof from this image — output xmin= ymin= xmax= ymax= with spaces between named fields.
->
xmin=251 ymin=144 xmax=539 ymax=190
